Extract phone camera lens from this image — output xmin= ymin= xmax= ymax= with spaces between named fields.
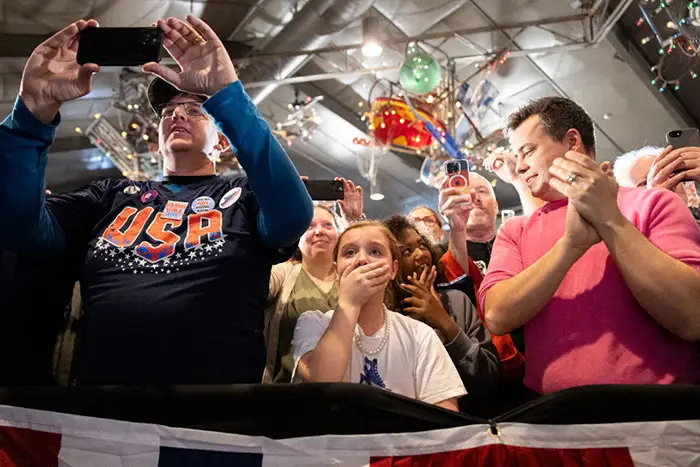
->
xmin=670 ymin=130 xmax=682 ymax=138
xmin=141 ymin=29 xmax=161 ymax=46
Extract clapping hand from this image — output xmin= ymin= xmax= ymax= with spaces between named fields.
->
xmin=143 ymin=16 xmax=238 ymax=97
xmin=548 ymin=151 xmax=622 ymax=229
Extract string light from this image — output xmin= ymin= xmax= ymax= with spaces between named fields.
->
xmin=121 ymin=131 xmax=128 ymax=137
xmin=674 ymin=84 xmax=680 ymax=90
xmin=637 ymin=17 xmax=644 ymax=26
xmin=641 ymin=36 xmax=652 ymax=45
xmin=93 ymin=113 xmax=102 ymax=119
xmin=74 ymin=127 xmax=82 ymax=134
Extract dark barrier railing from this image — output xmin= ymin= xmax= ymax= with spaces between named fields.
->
xmin=0 ymin=384 xmax=699 ymax=439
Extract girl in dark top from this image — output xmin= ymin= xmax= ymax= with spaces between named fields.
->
xmin=382 ymin=215 xmax=500 ymax=395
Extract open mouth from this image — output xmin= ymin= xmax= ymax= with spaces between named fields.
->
xmin=169 ymin=126 xmax=191 ymax=137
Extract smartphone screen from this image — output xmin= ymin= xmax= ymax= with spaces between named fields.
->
xmin=303 ymin=179 xmax=344 ymax=201
xmin=77 ymin=27 xmax=163 ymax=66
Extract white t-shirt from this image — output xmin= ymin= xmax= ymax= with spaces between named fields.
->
xmin=292 ymin=308 xmax=467 ymax=405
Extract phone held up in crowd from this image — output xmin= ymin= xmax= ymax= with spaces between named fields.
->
xmin=443 ymin=159 xmax=470 ymax=193
xmin=303 ymin=179 xmax=345 ymax=201
xmin=77 ymin=27 xmax=163 ymax=66
xmin=666 ymin=128 xmax=700 ymax=207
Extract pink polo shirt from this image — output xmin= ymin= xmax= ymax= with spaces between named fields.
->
xmin=479 ymin=187 xmax=700 ymax=394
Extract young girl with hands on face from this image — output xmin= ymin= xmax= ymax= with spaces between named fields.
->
xmin=291 ymin=221 xmax=466 ymax=411
xmin=383 ymin=216 xmax=500 ymax=396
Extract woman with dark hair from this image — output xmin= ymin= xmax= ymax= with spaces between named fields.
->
xmin=263 ymin=179 xmax=364 ymax=383
xmin=383 ymin=215 xmax=500 ymax=395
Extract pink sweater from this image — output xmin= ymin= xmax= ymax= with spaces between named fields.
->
xmin=479 ymin=187 xmax=700 ymax=394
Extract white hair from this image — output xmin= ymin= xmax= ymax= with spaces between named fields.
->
xmin=613 ymin=146 xmax=664 ymax=183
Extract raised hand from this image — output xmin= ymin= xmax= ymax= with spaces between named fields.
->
xmin=20 ymin=19 xmax=100 ymax=123
xmin=400 ymin=266 xmax=453 ymax=332
xmin=336 ymin=177 xmax=364 ymax=222
xmin=647 ymin=146 xmax=700 ymax=191
xmin=439 ymin=186 xmax=473 ymax=231
xmin=484 ymin=148 xmax=518 ymax=185
xmin=143 ymin=16 xmax=238 ymax=97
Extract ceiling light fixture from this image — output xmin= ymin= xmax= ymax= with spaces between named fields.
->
xmin=370 ymin=177 xmax=384 ymax=201
xmin=361 ymin=16 xmax=383 ymax=58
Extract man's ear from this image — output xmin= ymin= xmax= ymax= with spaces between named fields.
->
xmin=565 ymin=128 xmax=583 ymax=153
xmin=215 ymin=133 xmax=231 ymax=152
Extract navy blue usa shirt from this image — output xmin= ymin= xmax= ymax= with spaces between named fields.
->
xmin=0 ymin=82 xmax=313 ymax=385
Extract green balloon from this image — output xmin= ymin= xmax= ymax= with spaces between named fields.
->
xmin=399 ymin=51 xmax=441 ymax=95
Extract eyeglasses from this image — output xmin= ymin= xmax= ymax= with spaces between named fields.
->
xmin=158 ymin=102 xmax=207 ymax=119
xmin=411 ymin=216 xmax=438 ymax=226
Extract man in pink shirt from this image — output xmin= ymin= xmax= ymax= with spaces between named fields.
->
xmin=479 ymin=96 xmax=700 ymax=395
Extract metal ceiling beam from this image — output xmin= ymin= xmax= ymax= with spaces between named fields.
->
xmin=233 ymin=12 xmax=589 ymax=63
xmin=244 ymin=65 xmax=400 ymax=88
xmin=0 ymin=33 xmax=251 ymax=59
xmin=467 ymin=0 xmax=626 ymax=154
xmin=294 ymin=62 xmax=367 ymax=134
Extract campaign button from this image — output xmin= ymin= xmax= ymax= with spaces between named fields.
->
xmin=123 ymin=185 xmax=140 ymax=195
xmin=162 ymin=200 xmax=188 ymax=220
xmin=191 ymin=196 xmax=215 ymax=213
xmin=141 ymin=189 xmax=158 ymax=204
xmin=219 ymin=187 xmax=242 ymax=209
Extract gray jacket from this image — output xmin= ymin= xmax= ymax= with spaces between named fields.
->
xmin=437 ymin=289 xmax=501 ymax=395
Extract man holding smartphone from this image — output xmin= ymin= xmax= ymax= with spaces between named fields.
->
xmin=0 ymin=17 xmax=313 ymax=385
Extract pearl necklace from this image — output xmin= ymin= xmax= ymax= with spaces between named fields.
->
xmin=354 ymin=309 xmax=390 ymax=356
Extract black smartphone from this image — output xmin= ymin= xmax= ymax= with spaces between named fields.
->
xmin=666 ymin=128 xmax=700 ymax=148
xmin=303 ymin=179 xmax=344 ymax=201
xmin=77 ymin=27 xmax=163 ymax=66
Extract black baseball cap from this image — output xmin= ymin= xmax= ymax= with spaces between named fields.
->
xmin=147 ymin=77 xmax=206 ymax=115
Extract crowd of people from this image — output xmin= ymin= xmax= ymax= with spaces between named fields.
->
xmin=0 ymin=16 xmax=699 ymax=416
